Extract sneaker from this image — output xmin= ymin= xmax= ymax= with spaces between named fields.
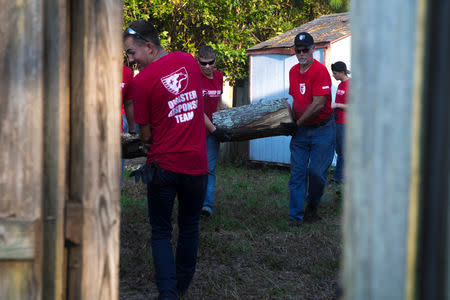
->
xmin=288 ymin=219 xmax=303 ymax=227
xmin=201 ymin=207 xmax=212 ymax=216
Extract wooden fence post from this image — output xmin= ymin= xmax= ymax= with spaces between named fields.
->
xmin=343 ymin=0 xmax=425 ymax=299
xmin=0 ymin=1 xmax=44 ymax=299
xmin=65 ymin=0 xmax=122 ymax=299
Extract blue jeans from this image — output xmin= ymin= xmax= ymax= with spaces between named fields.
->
xmin=333 ymin=124 xmax=345 ymax=183
xmin=203 ymin=135 xmax=220 ymax=211
xmin=147 ymin=166 xmax=207 ymax=299
xmin=289 ymin=120 xmax=336 ymax=220
xmin=121 ymin=114 xmax=129 ymax=186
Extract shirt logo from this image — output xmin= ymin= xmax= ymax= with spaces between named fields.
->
xmin=322 ymin=85 xmax=330 ymax=90
xmin=337 ymin=89 xmax=346 ymax=95
xmin=161 ymin=67 xmax=189 ymax=95
xmin=300 ymin=83 xmax=306 ymax=95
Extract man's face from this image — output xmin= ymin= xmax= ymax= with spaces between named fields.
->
xmin=198 ymin=57 xmax=216 ymax=78
xmin=124 ymin=37 xmax=151 ymax=70
xmin=295 ymin=46 xmax=314 ymax=65
xmin=332 ymin=71 xmax=342 ymax=81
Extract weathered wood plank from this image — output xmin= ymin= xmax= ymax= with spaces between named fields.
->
xmin=42 ymin=0 xmax=68 ymax=299
xmin=67 ymin=0 xmax=122 ymax=299
xmin=0 ymin=218 xmax=37 ymax=260
xmin=212 ymin=98 xmax=294 ymax=141
xmin=0 ymin=0 xmax=44 ymax=299
xmin=343 ymin=0 xmax=420 ymax=299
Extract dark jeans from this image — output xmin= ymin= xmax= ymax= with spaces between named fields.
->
xmin=147 ymin=166 xmax=207 ymax=299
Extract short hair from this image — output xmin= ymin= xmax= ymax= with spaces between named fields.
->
xmin=123 ymin=20 xmax=161 ymax=48
xmin=197 ymin=45 xmax=216 ymax=59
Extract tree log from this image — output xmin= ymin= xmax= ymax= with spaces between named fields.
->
xmin=212 ymin=98 xmax=294 ymax=141
xmin=121 ymin=134 xmax=148 ymax=158
xmin=121 ymin=98 xmax=294 ymax=157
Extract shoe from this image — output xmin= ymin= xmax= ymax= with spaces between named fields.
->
xmin=289 ymin=219 xmax=303 ymax=227
xmin=304 ymin=205 xmax=322 ymax=223
xmin=201 ymin=207 xmax=212 ymax=216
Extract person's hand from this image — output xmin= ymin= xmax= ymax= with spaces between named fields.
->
xmin=331 ymin=102 xmax=338 ymax=109
xmin=280 ymin=121 xmax=298 ymax=136
xmin=212 ymin=127 xmax=231 ymax=142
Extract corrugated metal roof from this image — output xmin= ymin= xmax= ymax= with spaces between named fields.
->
xmin=247 ymin=12 xmax=350 ymax=52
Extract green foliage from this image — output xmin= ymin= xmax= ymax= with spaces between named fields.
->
xmin=123 ymin=0 xmax=348 ymax=82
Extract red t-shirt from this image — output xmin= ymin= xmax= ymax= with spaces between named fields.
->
xmin=334 ymin=79 xmax=350 ymax=124
xmin=289 ymin=60 xmax=332 ymax=125
xmin=128 ymin=51 xmax=208 ymax=175
xmin=202 ymin=70 xmax=223 ymax=135
xmin=121 ymin=66 xmax=134 ymax=132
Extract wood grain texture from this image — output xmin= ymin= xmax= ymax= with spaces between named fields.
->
xmin=212 ymin=98 xmax=294 ymax=141
xmin=0 ymin=217 xmax=37 ymax=260
xmin=42 ymin=0 xmax=68 ymax=299
xmin=0 ymin=0 xmax=43 ymax=299
xmin=67 ymin=0 xmax=122 ymax=299
xmin=343 ymin=0 xmax=418 ymax=299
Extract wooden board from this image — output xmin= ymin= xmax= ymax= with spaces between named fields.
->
xmin=0 ymin=0 xmax=44 ymax=299
xmin=67 ymin=0 xmax=122 ymax=299
xmin=212 ymin=98 xmax=294 ymax=141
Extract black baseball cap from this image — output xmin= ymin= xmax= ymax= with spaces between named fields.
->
xmin=331 ymin=61 xmax=351 ymax=74
xmin=294 ymin=32 xmax=314 ymax=47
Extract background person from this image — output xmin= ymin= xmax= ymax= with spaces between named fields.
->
xmin=331 ymin=61 xmax=350 ymax=184
xmin=121 ymin=65 xmax=134 ymax=186
xmin=197 ymin=45 xmax=229 ymax=216
xmin=286 ymin=32 xmax=335 ymax=226
xmin=124 ymin=20 xmax=208 ymax=299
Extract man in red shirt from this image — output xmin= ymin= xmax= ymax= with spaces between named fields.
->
xmin=124 ymin=20 xmax=208 ymax=299
xmin=120 ymin=65 xmax=135 ymax=186
xmin=287 ymin=32 xmax=336 ymax=226
xmin=331 ymin=61 xmax=350 ymax=184
xmin=197 ymin=45 xmax=229 ymax=216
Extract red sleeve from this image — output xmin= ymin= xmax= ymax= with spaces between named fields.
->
xmin=128 ymin=77 xmax=151 ymax=125
xmin=312 ymin=66 xmax=331 ymax=96
xmin=122 ymin=66 xmax=134 ymax=100
xmin=288 ymin=67 xmax=297 ymax=96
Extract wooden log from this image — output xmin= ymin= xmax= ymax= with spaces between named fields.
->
xmin=121 ymin=134 xmax=148 ymax=158
xmin=212 ymin=98 xmax=294 ymax=141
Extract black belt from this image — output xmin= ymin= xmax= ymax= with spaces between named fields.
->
xmin=303 ymin=114 xmax=333 ymax=129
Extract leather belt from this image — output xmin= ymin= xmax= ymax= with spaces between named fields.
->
xmin=303 ymin=114 xmax=333 ymax=129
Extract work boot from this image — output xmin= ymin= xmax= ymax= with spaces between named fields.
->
xmin=304 ymin=204 xmax=322 ymax=223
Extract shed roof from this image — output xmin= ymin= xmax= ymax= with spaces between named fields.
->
xmin=247 ymin=12 xmax=350 ymax=53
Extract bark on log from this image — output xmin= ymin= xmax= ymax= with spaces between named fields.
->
xmin=212 ymin=98 xmax=294 ymax=141
xmin=121 ymin=98 xmax=294 ymax=157
xmin=121 ymin=134 xmax=148 ymax=158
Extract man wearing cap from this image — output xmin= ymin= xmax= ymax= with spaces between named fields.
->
xmin=286 ymin=32 xmax=336 ymax=226
xmin=331 ymin=61 xmax=350 ymax=184
xmin=124 ymin=20 xmax=208 ymax=299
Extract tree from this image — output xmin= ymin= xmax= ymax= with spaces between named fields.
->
xmin=123 ymin=0 xmax=348 ymax=82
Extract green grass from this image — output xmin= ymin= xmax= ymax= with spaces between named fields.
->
xmin=120 ymin=161 xmax=343 ymax=299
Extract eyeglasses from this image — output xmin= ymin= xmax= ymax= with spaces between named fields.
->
xmin=294 ymin=47 xmax=311 ymax=54
xmin=125 ymin=27 xmax=149 ymax=42
xmin=198 ymin=59 xmax=215 ymax=66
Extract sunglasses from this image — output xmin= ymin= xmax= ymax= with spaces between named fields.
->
xmin=198 ymin=59 xmax=215 ymax=66
xmin=294 ymin=47 xmax=311 ymax=54
xmin=125 ymin=27 xmax=149 ymax=42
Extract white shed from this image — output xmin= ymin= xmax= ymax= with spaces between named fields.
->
xmin=246 ymin=12 xmax=351 ymax=164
